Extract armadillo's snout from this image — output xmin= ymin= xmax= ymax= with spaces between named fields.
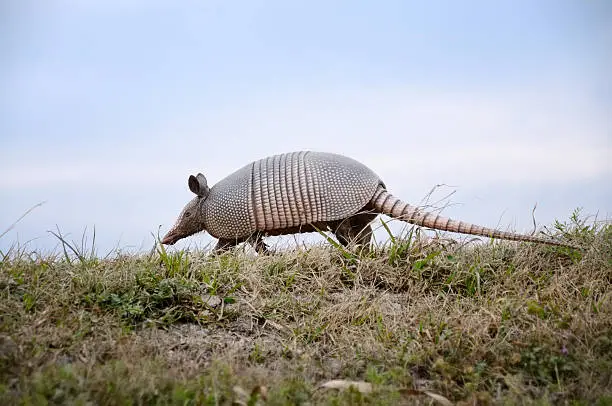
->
xmin=161 ymin=230 xmax=179 ymax=245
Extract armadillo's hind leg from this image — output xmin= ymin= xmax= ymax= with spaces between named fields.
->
xmin=333 ymin=213 xmax=377 ymax=249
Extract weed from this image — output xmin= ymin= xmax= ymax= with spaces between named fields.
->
xmin=48 ymin=226 xmax=99 ymax=267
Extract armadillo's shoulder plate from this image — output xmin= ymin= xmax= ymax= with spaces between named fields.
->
xmin=204 ymin=163 xmax=254 ymax=239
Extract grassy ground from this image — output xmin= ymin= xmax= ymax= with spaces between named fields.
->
xmin=1 ymin=213 xmax=611 ymax=405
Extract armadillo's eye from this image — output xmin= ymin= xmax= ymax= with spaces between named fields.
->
xmin=185 ymin=211 xmax=192 ymax=218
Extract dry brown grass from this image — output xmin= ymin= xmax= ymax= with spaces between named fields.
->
xmin=1 ymin=214 xmax=610 ymax=405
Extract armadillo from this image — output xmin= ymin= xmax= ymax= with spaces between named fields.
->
xmin=161 ymin=151 xmax=576 ymax=252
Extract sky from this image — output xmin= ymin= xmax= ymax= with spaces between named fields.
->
xmin=1 ymin=0 xmax=611 ymax=255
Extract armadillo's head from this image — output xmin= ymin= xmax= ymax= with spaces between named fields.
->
xmin=161 ymin=173 xmax=210 ymax=245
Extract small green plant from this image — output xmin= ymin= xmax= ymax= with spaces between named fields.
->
xmin=411 ymin=249 xmax=441 ymax=276
xmin=464 ymin=264 xmax=483 ymax=297
xmin=551 ymin=208 xmax=597 ymax=242
xmin=314 ymin=226 xmax=359 ymax=263
xmin=249 ymin=343 xmax=266 ymax=364
xmin=526 ymin=300 xmax=547 ymax=319
xmin=48 ymin=226 xmax=99 ymax=267
xmin=381 ymin=219 xmax=415 ymax=266
xmin=520 ymin=345 xmax=578 ymax=387
xmin=155 ymin=238 xmax=190 ymax=277
xmin=22 ymin=292 xmax=36 ymax=312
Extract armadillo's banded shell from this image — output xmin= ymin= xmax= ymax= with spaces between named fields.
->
xmin=204 ymin=151 xmax=382 ymax=239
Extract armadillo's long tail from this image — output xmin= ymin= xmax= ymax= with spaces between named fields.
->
xmin=370 ymin=186 xmax=577 ymax=249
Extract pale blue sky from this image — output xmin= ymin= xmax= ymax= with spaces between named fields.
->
xmin=1 ymin=1 xmax=610 ymax=254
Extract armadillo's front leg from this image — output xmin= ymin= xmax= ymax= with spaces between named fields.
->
xmin=213 ymin=238 xmax=238 ymax=254
xmin=248 ymin=233 xmax=270 ymax=255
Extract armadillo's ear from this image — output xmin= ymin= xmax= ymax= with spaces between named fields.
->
xmin=188 ymin=173 xmax=210 ymax=197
